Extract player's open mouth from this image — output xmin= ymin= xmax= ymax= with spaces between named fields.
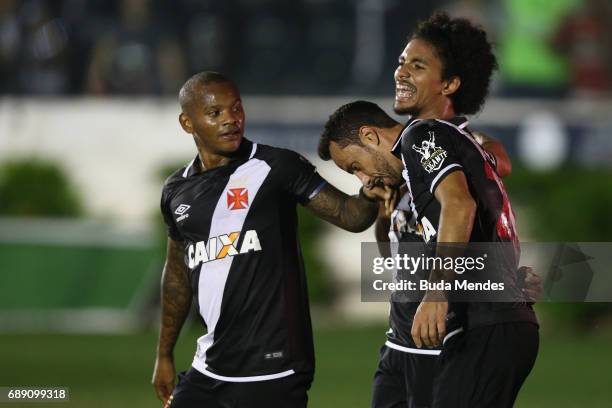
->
xmin=395 ymin=82 xmax=416 ymax=100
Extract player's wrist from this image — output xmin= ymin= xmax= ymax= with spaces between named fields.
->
xmin=423 ymin=289 xmax=448 ymax=302
xmin=156 ymin=350 xmax=174 ymax=360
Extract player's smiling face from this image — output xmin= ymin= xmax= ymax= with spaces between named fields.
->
xmin=183 ymin=82 xmax=245 ymax=154
xmin=394 ymin=38 xmax=450 ymax=117
xmin=328 ymin=140 xmax=403 ymax=189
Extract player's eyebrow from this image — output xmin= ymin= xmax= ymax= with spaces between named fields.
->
xmin=409 ymin=57 xmax=427 ymax=65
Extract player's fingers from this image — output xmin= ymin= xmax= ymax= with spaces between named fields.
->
xmin=525 ymin=271 xmax=542 ymax=286
xmin=522 ymin=288 xmax=538 ymax=302
xmin=411 ymin=321 xmax=423 ymax=348
xmin=155 ymin=381 xmax=172 ymax=403
xmin=381 ymin=187 xmax=391 ymax=215
xmin=436 ymin=315 xmax=446 ymax=343
xmin=388 ymin=189 xmax=398 ymax=214
xmin=428 ymin=318 xmax=439 ymax=347
xmin=385 ymin=194 xmax=395 ymax=216
xmin=154 ymin=384 xmax=166 ymax=402
xmin=384 ymin=194 xmax=390 ymax=216
xmin=421 ymin=320 xmax=433 ymax=348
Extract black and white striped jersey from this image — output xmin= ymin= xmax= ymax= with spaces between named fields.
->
xmin=391 ymin=117 xmax=537 ymax=329
xmin=160 ymin=138 xmax=326 ymax=382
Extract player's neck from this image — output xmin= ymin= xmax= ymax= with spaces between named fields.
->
xmin=414 ymin=99 xmax=456 ymax=120
xmin=382 ymin=124 xmax=405 ymax=145
xmin=197 ymin=150 xmax=235 ymax=171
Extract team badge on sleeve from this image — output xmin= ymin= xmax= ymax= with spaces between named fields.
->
xmin=412 ymin=131 xmax=447 ymax=173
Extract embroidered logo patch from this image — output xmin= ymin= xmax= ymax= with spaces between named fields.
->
xmin=412 ymin=131 xmax=447 ymax=173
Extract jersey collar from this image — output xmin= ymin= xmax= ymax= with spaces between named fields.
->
xmin=390 ymin=116 xmax=469 ymax=157
xmin=391 ymin=117 xmax=420 ymax=157
xmin=182 ymin=138 xmax=255 ymax=178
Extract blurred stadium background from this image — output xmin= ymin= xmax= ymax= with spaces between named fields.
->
xmin=1 ymin=0 xmax=612 ymax=407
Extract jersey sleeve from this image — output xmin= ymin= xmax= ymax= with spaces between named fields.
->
xmin=277 ymin=149 xmax=327 ymax=204
xmin=402 ymin=121 xmax=463 ymax=194
xmin=160 ymin=185 xmax=185 ymax=242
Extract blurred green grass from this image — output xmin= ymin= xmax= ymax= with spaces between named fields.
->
xmin=0 ymin=324 xmax=610 ymax=407
xmin=0 ymin=244 xmax=157 ymax=309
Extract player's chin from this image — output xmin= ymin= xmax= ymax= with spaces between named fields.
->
xmin=393 ymin=99 xmax=415 ymax=115
xmin=218 ymin=133 xmax=243 ymax=151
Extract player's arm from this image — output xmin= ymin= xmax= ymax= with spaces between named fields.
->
xmin=152 ymin=238 xmax=192 ymax=403
xmin=472 ymin=130 xmax=512 ymax=177
xmin=305 ymin=183 xmax=380 ymax=233
xmin=412 ymin=171 xmax=476 ymax=348
xmin=434 ymin=172 xmax=477 ymax=243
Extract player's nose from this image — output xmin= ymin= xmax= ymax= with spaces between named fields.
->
xmin=394 ymin=66 xmax=409 ymax=82
xmin=356 ymin=172 xmax=372 ymax=188
xmin=222 ymin=110 xmax=240 ymax=127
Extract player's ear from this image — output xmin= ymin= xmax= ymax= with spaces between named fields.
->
xmin=179 ymin=112 xmax=193 ymax=134
xmin=359 ymin=126 xmax=381 ymax=147
xmin=442 ymin=76 xmax=461 ymax=96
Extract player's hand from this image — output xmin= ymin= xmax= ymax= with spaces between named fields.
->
xmin=519 ymin=266 xmax=542 ymax=302
xmin=152 ymin=355 xmax=176 ymax=405
xmin=411 ymin=292 xmax=448 ymax=348
xmin=363 ymin=185 xmax=399 ymax=216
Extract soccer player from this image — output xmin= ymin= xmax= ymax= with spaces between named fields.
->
xmin=319 ymin=101 xmax=541 ymax=408
xmin=394 ymin=15 xmax=538 ymax=407
xmin=320 ymin=12 xmax=539 ymax=408
xmin=151 ymin=71 xmax=387 ymax=408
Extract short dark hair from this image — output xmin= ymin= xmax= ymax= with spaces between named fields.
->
xmin=411 ymin=12 xmax=497 ymax=115
xmin=179 ymin=71 xmax=236 ymax=112
xmin=318 ymin=101 xmax=399 ymax=161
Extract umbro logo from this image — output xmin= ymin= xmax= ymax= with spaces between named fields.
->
xmin=175 ymin=204 xmax=190 ymax=215
xmin=175 ymin=204 xmax=191 ymax=222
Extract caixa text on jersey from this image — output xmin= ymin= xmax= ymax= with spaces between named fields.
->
xmin=187 ymin=230 xmax=262 ymax=269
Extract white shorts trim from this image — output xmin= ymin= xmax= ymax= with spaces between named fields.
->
xmin=442 ymin=327 xmax=464 ymax=345
xmin=385 ymin=340 xmax=441 ymax=356
xmin=192 ymin=359 xmax=295 ymax=382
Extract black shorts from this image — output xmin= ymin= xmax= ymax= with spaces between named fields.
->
xmin=169 ymin=367 xmax=313 ymax=408
xmin=371 ymin=345 xmax=438 ymax=408
xmin=432 ymin=322 xmax=539 ymax=408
